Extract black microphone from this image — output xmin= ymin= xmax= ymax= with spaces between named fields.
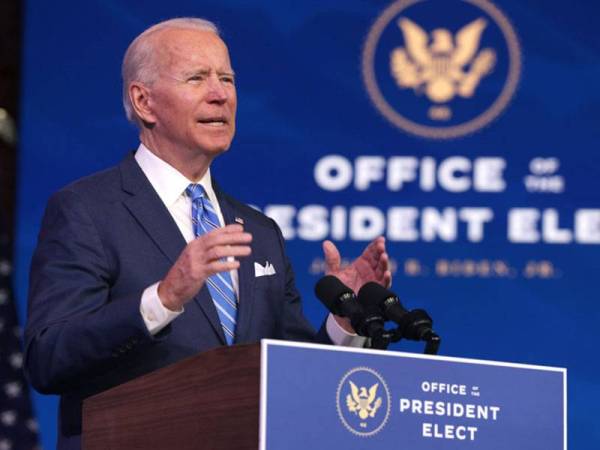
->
xmin=358 ymin=282 xmax=441 ymax=354
xmin=314 ymin=275 xmax=365 ymax=335
xmin=356 ymin=288 xmax=388 ymax=349
xmin=314 ymin=276 xmax=387 ymax=347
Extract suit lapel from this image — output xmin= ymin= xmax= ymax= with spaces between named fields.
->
xmin=214 ymin=182 xmax=256 ymax=344
xmin=119 ymin=153 xmax=225 ymax=345
xmin=120 ymin=153 xmax=186 ymax=264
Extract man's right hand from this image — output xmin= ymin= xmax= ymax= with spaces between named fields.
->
xmin=157 ymin=224 xmax=252 ymax=311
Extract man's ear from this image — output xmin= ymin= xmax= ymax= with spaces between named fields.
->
xmin=129 ymin=82 xmax=156 ymax=125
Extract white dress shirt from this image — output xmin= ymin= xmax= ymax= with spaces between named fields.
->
xmin=134 ymin=143 xmax=365 ymax=346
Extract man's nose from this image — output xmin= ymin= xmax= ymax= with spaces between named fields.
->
xmin=205 ymin=75 xmax=229 ymax=103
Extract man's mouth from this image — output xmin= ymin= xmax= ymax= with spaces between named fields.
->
xmin=198 ymin=117 xmax=228 ymax=127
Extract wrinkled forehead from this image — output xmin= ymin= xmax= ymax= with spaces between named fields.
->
xmin=152 ymin=27 xmax=233 ymax=72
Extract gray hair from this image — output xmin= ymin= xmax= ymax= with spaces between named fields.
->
xmin=121 ymin=17 xmax=219 ymax=125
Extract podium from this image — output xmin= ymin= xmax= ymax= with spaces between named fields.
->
xmin=83 ymin=340 xmax=566 ymax=450
xmin=83 ymin=343 xmax=261 ymax=449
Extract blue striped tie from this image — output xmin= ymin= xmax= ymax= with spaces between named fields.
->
xmin=186 ymin=184 xmax=237 ymax=345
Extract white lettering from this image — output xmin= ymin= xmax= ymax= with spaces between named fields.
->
xmin=349 ymin=207 xmax=385 ymax=240
xmin=489 ymin=406 xmax=500 ymax=421
xmin=474 ymin=158 xmax=506 ymax=192
xmin=314 ymin=155 xmax=352 ymax=191
xmin=330 ymin=206 xmax=347 ymax=240
xmin=387 ymin=207 xmax=419 ymax=241
xmin=422 ymin=422 xmax=432 ymax=437
xmin=315 ymin=155 xmax=508 ymax=193
xmin=465 ymin=404 xmax=475 ymax=419
xmin=422 ymin=423 xmax=478 ymax=441
xmin=542 ymin=209 xmax=572 ymax=243
xmin=439 ymin=157 xmax=471 ymax=192
xmin=575 ymin=210 xmax=600 ymax=243
xmin=420 ymin=157 xmax=436 ymax=191
xmin=264 ymin=205 xmax=296 ymax=239
xmin=398 ymin=399 xmax=500 ymax=421
xmin=530 ymin=157 xmax=559 ymax=175
xmin=459 ymin=208 xmax=494 ymax=242
xmin=508 ymin=208 xmax=540 ymax=243
xmin=422 ymin=208 xmax=457 ymax=242
xmin=399 ymin=398 xmax=411 ymax=412
xmin=387 ymin=157 xmax=418 ymax=190
xmin=355 ymin=156 xmax=385 ymax=190
xmin=297 ymin=205 xmax=329 ymax=241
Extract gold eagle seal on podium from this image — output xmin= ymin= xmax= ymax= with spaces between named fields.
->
xmin=336 ymin=367 xmax=391 ymax=437
xmin=346 ymin=380 xmax=383 ymax=419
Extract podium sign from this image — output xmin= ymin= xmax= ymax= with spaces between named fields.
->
xmin=260 ymin=340 xmax=566 ymax=450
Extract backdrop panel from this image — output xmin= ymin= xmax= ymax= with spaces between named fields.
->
xmin=17 ymin=0 xmax=600 ymax=448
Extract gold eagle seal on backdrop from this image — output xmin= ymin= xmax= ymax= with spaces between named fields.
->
xmin=362 ymin=0 xmax=522 ymax=139
xmin=391 ymin=18 xmax=496 ymax=105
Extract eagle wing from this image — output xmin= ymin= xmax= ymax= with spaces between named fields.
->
xmin=471 ymin=48 xmax=496 ymax=74
xmin=369 ymin=397 xmax=383 ymax=417
xmin=350 ymin=381 xmax=361 ymax=404
xmin=346 ymin=393 xmax=359 ymax=412
xmin=457 ymin=48 xmax=496 ymax=97
xmin=346 ymin=381 xmax=361 ymax=412
xmin=451 ymin=18 xmax=487 ymax=67
xmin=367 ymin=383 xmax=379 ymax=405
xmin=397 ymin=18 xmax=432 ymax=67
xmin=390 ymin=48 xmax=421 ymax=87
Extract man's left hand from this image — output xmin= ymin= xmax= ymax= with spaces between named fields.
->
xmin=322 ymin=237 xmax=392 ymax=333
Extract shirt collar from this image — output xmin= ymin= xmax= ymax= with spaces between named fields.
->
xmin=134 ymin=143 xmax=217 ymax=207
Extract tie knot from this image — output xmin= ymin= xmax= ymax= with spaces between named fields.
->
xmin=186 ymin=183 xmax=207 ymax=202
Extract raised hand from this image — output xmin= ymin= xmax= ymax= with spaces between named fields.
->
xmin=323 ymin=236 xmax=391 ymax=293
xmin=323 ymin=237 xmax=392 ymax=333
xmin=158 ymin=224 xmax=252 ymax=311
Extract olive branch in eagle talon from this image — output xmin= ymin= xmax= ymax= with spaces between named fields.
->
xmin=346 ymin=381 xmax=383 ymax=419
xmin=390 ymin=17 xmax=496 ymax=103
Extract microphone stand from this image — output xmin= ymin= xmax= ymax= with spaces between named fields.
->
xmin=423 ymin=332 xmax=441 ymax=355
xmin=379 ymin=324 xmax=441 ymax=355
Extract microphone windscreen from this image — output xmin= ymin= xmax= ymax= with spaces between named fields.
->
xmin=358 ymin=282 xmax=407 ymax=318
xmin=314 ymin=275 xmax=353 ymax=311
xmin=358 ymin=282 xmax=391 ymax=303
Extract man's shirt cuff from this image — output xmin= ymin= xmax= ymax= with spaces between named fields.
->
xmin=140 ymin=282 xmax=184 ymax=335
xmin=326 ymin=313 xmax=367 ymax=347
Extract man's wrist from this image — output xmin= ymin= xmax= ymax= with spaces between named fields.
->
xmin=141 ymin=282 xmax=184 ymax=335
xmin=326 ymin=314 xmax=367 ymax=347
xmin=333 ymin=315 xmax=354 ymax=333
xmin=157 ymin=281 xmax=180 ymax=312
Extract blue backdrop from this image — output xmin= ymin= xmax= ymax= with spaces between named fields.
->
xmin=16 ymin=0 xmax=600 ymax=448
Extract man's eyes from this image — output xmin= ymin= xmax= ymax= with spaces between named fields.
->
xmin=185 ymin=74 xmax=235 ymax=84
xmin=187 ymin=75 xmax=204 ymax=83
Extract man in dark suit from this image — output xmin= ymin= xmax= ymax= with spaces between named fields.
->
xmin=24 ymin=17 xmax=391 ymax=450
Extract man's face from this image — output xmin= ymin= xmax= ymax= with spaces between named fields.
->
xmin=146 ymin=28 xmax=237 ymax=158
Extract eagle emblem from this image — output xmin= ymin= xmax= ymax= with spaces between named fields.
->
xmin=390 ymin=17 xmax=496 ymax=104
xmin=346 ymin=381 xmax=383 ymax=420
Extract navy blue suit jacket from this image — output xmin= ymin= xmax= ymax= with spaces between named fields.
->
xmin=24 ymin=153 xmax=328 ymax=449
